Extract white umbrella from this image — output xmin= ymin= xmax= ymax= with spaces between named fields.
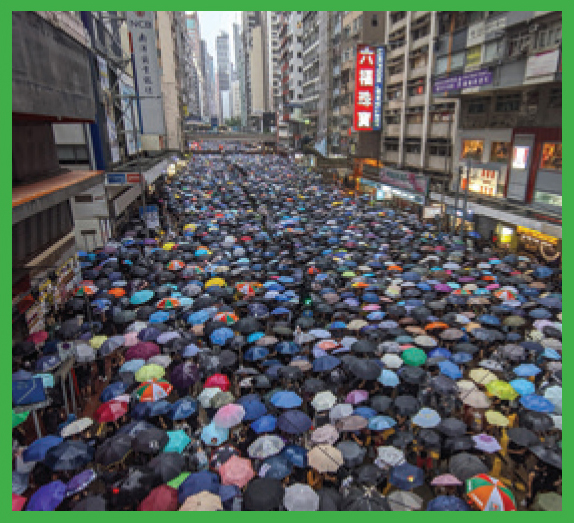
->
xmin=311 ymin=391 xmax=337 ymax=411
xmin=147 ymin=355 xmax=172 ymax=368
xmin=248 ymin=435 xmax=285 ymax=459
xmin=387 ymin=490 xmax=423 ymax=511
xmin=60 ymin=417 xmax=93 ymax=438
xmin=310 ymin=424 xmax=339 ymax=445
xmin=198 ymin=387 xmax=222 ymax=408
xmin=381 ymin=353 xmax=403 ymax=369
xmin=375 ymin=446 xmax=405 ymax=469
xmin=74 ymin=343 xmax=96 ymax=363
xmin=125 ymin=321 xmax=148 ymax=333
xmin=544 ymin=386 xmax=562 ymax=414
xmin=329 ymin=403 xmax=353 ymax=422
xmin=284 ymin=483 xmax=319 ymax=511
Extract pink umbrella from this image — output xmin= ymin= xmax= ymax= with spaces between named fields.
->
xmin=213 ymin=404 xmax=246 ymax=429
xmin=533 ymin=319 xmax=553 ymax=332
xmin=12 ymin=493 xmax=26 ymax=511
xmin=311 ymin=424 xmax=339 ymax=445
xmin=362 ymin=304 xmax=381 ymax=311
xmin=124 ymin=331 xmax=139 ymax=347
xmin=317 ymin=340 xmax=339 ymax=351
xmin=434 ymin=284 xmax=452 ymax=292
xmin=346 ymin=390 xmax=369 ymax=404
xmin=431 ymin=474 xmax=463 ymax=487
xmin=486 ymin=284 xmax=500 ymax=290
xmin=218 ymin=455 xmax=255 ymax=488
xmin=27 ymin=331 xmax=48 ymax=345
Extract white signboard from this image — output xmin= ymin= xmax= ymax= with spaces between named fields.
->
xmin=127 ymin=11 xmax=165 ymax=135
xmin=525 ymin=49 xmax=560 ymax=78
xmin=467 ymin=21 xmax=485 ymax=47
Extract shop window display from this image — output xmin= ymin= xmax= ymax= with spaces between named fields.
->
xmin=461 ymin=140 xmax=484 ymax=160
xmin=540 ymin=142 xmax=562 ymax=170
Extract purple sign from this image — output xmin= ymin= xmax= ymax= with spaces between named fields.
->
xmin=433 ymin=70 xmax=493 ymax=94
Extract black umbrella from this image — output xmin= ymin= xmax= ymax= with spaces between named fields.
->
xmin=399 ymin=366 xmax=426 ymax=385
xmin=529 ymin=445 xmax=561 ymax=470
xmin=351 ymin=340 xmax=377 ymax=354
xmin=318 ymin=488 xmax=343 ymax=511
xmin=116 ymin=467 xmax=161 ymax=504
xmin=347 ymin=359 xmax=381 ymax=380
xmin=234 ymin=317 xmax=263 ymax=334
xmin=393 ymin=396 xmax=420 ymax=416
xmin=243 ymin=478 xmax=284 ymax=510
xmin=355 ymin=464 xmax=384 ymax=485
xmin=44 ymin=441 xmax=94 ymax=471
xmin=390 ymin=431 xmax=415 ymax=448
xmin=417 ymin=429 xmax=441 ymax=449
xmin=429 ymin=375 xmax=458 ymax=395
xmin=303 ymin=378 xmax=326 ymax=394
xmin=445 ymin=436 xmax=474 ymax=452
xmin=343 ymin=487 xmax=391 ymax=511
xmin=449 ymin=452 xmax=488 ymax=481
xmin=72 ymin=495 xmax=106 ymax=511
xmin=507 ymin=427 xmax=540 ymax=447
xmin=148 ymin=452 xmax=185 ymax=483
xmin=95 ymin=434 xmax=133 ymax=467
xmin=132 ymin=428 xmax=169 ymax=454
xmin=519 ymin=411 xmax=554 ymax=432
xmin=117 ymin=420 xmax=155 ymax=438
xmin=370 ymin=395 xmax=393 ymax=413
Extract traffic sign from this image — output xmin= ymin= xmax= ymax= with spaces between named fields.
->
xmin=106 ymin=173 xmax=126 ymax=185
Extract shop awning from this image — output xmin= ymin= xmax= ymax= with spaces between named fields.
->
xmin=13 ymin=170 xmax=104 ymax=225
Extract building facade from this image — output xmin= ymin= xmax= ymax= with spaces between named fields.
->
xmin=216 ymin=31 xmax=231 ymax=122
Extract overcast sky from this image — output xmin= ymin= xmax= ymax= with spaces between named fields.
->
xmin=191 ymin=11 xmax=241 ymax=68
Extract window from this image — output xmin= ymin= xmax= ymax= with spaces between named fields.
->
xmin=549 ymin=87 xmax=562 ymax=108
xmin=429 ymin=143 xmax=451 ymax=156
xmin=298 ymin=66 xmax=302 ymax=73
xmin=495 ymin=94 xmax=520 ymax=112
xmin=405 ymin=142 xmax=421 ymax=153
xmin=534 ymin=191 xmax=562 ymax=207
xmin=406 ymin=113 xmax=423 ymax=124
xmin=534 ymin=22 xmax=562 ymax=50
xmin=490 ymin=142 xmax=511 ymax=163
xmin=508 ymin=32 xmax=531 ymax=56
xmin=484 ymin=40 xmax=503 ymax=62
xmin=467 ymin=97 xmax=489 ymax=114
xmin=461 ymin=140 xmax=484 ymax=160
xmin=450 ymin=51 xmax=465 ymax=69
xmin=431 ymin=111 xmax=453 ymax=122
xmin=435 ymin=56 xmax=448 ymax=75
xmin=466 ymin=45 xmax=482 ymax=67
xmin=297 ymin=52 xmax=302 ymax=58
xmin=540 ymin=142 xmax=562 ymax=170
xmin=385 ymin=141 xmax=400 ymax=152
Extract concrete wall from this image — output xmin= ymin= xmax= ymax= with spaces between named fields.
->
xmin=13 ymin=122 xmax=61 ymax=183
xmin=12 ymin=12 xmax=95 ymax=121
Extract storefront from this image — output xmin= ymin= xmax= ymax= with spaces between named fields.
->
xmin=517 ymin=225 xmax=561 ymax=262
xmin=362 ymin=165 xmax=429 ymax=210
xmin=495 ymin=223 xmax=518 ymax=251
xmin=445 ymin=205 xmax=475 ymax=233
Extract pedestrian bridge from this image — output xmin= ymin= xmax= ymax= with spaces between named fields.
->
xmin=187 ymin=132 xmax=277 ymax=143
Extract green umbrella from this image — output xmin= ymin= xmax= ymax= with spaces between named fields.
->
xmin=167 ymin=472 xmax=190 ymax=489
xmin=401 ymin=348 xmax=427 ymax=366
xmin=532 ymin=492 xmax=561 ymax=511
xmin=12 ymin=409 xmax=29 ymax=428
xmin=342 ymin=271 xmax=356 ymax=278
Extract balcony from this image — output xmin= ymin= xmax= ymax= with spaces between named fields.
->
xmin=387 ymin=99 xmax=404 ymax=110
xmin=429 ymin=121 xmax=452 ymax=138
xmin=333 ymin=65 xmax=341 ymax=77
xmin=411 ymin=33 xmax=430 ymax=51
xmin=389 ymin=44 xmax=406 ymax=59
xmin=405 ymin=152 xmax=422 ymax=167
xmin=426 ymin=154 xmax=450 ymax=171
xmin=332 ymin=106 xmax=340 ymax=115
xmin=412 ymin=11 xmax=429 ymax=21
xmin=406 ymin=123 xmax=423 ymax=136
xmin=385 ymin=124 xmax=401 ymax=136
xmin=408 ymin=65 xmax=427 ymax=80
xmin=408 ymin=94 xmax=426 ymax=106
xmin=383 ymin=150 xmax=400 ymax=163
xmin=389 ymin=71 xmax=405 ymax=85
xmin=332 ymin=87 xmax=340 ymax=97
xmin=390 ymin=16 xmax=407 ymax=32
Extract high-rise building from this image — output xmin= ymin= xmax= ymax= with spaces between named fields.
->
xmin=233 ymin=22 xmax=247 ymax=128
xmin=268 ymin=12 xmax=282 ymax=111
xmin=185 ymin=11 xmax=204 ymax=119
xmin=216 ymin=31 xmax=231 ymax=122
xmin=206 ymin=52 xmax=216 ymax=117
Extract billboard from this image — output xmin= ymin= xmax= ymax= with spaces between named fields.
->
xmin=353 ymin=44 xmax=385 ymax=132
xmin=127 ymin=11 xmax=165 ymax=135
xmin=120 ymin=74 xmax=141 ymax=155
xmin=433 ymin=69 xmax=493 ymax=93
xmin=380 ymin=167 xmax=429 ymax=196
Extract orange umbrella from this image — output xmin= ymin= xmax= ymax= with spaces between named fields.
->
xmin=308 ymin=267 xmax=320 ymax=275
xmin=425 ymin=322 xmax=449 ymax=331
xmin=157 ymin=297 xmax=181 ymax=309
xmin=316 ymin=340 xmax=340 ymax=351
xmin=388 ymin=266 xmax=403 ymax=271
xmin=168 ymin=260 xmax=185 ymax=271
xmin=352 ymin=282 xmax=369 ymax=288
xmin=75 ymin=284 xmax=97 ymax=297
xmin=108 ymin=288 xmax=126 ymax=297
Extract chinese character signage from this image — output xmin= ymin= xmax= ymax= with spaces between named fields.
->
xmin=353 ymin=44 xmax=384 ymax=132
xmin=379 ymin=168 xmax=429 ymax=196
xmin=127 ymin=11 xmax=165 ymax=135
xmin=433 ymin=69 xmax=493 ymax=94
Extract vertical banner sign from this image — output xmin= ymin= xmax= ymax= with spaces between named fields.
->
xmin=354 ymin=45 xmax=384 ymax=132
xmin=127 ymin=11 xmax=166 ymax=135
xmin=373 ymin=47 xmax=385 ymax=131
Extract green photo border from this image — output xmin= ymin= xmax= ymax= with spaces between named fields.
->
xmin=4 ymin=3 xmax=569 ymax=520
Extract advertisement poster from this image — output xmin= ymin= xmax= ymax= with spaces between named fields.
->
xmin=512 ymin=146 xmax=530 ymax=169
xmin=379 ymin=168 xmax=429 ymax=196
xmin=353 ymin=44 xmax=384 ymax=131
xmin=120 ymin=75 xmax=141 ymax=155
xmin=140 ymin=205 xmax=160 ymax=229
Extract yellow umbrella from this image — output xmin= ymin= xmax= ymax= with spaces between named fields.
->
xmin=486 ymin=380 xmax=519 ymax=401
xmin=485 ymin=410 xmax=509 ymax=427
xmin=134 ymin=364 xmax=165 ymax=383
xmin=184 ymin=224 xmax=197 ymax=231
xmin=469 ymin=368 xmax=497 ymax=386
xmin=89 ymin=335 xmax=107 ymax=349
xmin=465 ymin=322 xmax=482 ymax=331
xmin=163 ymin=242 xmax=176 ymax=251
xmin=206 ymin=277 xmax=226 ymax=288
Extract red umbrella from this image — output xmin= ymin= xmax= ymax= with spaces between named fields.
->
xmin=125 ymin=342 xmax=161 ymax=361
xmin=204 ymin=374 xmax=231 ymax=392
xmin=138 ymin=485 xmax=178 ymax=511
xmin=94 ymin=399 xmax=128 ymax=423
xmin=27 ymin=331 xmax=48 ymax=345
xmin=12 ymin=493 xmax=26 ymax=511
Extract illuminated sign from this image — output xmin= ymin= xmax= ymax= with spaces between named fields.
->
xmin=512 ymin=146 xmax=530 ymax=169
xmin=353 ymin=44 xmax=385 ymax=132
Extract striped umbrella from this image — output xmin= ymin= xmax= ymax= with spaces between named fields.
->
xmin=136 ymin=379 xmax=173 ymax=402
xmin=157 ymin=297 xmax=181 ymax=310
xmin=466 ymin=474 xmax=516 ymax=511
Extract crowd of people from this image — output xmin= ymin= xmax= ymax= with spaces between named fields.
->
xmin=12 ymin=151 xmax=562 ymax=511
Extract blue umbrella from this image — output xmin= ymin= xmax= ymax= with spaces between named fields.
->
xmin=401 ymin=272 xmax=422 ymax=282
xmin=280 ymin=444 xmax=307 ymax=468
xmin=219 ymin=484 xmax=240 ymax=504
xmin=146 ymin=400 xmax=172 ymax=418
xmin=542 ymin=348 xmax=561 ymax=360
xmin=237 ymin=396 xmax=267 ymax=421
xmin=529 ymin=308 xmax=552 ymax=320
xmin=277 ymin=410 xmax=312 ymax=434
xmin=26 ymin=480 xmax=67 ymax=511
xmin=183 ymin=343 xmax=201 ymax=358
xmin=168 ymin=397 xmax=198 ymax=420
xmin=353 ymin=407 xmax=377 ymax=420
xmin=131 ymin=403 xmax=150 ymax=420
xmin=149 ymin=311 xmax=170 ymax=323
xmin=65 ymin=469 xmax=97 ymax=496
xmin=250 ymin=415 xmax=277 ymax=434
xmin=99 ymin=381 xmax=127 ymax=403
xmin=177 ymin=470 xmax=220 ymax=505
xmin=328 ymin=321 xmax=348 ymax=329
xmin=427 ymin=495 xmax=469 ymax=511
xmin=313 ymin=355 xmax=341 ymax=372
xmin=44 ymin=441 xmax=94 ymax=471
xmin=244 ymin=346 xmax=270 ymax=361
xmin=390 ymin=462 xmax=425 ymax=490
xmin=520 ymin=394 xmax=555 ymax=413
xmin=271 ymin=307 xmax=290 ymax=316
xmin=275 ymin=341 xmax=301 ymax=355
xmin=130 ymin=290 xmax=154 ymax=305
xmin=23 ymin=436 xmax=63 ymax=463
xmin=368 ymin=416 xmax=396 ymax=431
xmin=509 ymin=379 xmax=535 ymax=396
xmin=164 ymin=430 xmax=192 ymax=453
xmin=270 ymin=390 xmax=302 ymax=409
xmin=378 ymin=369 xmax=400 ymax=387
xmin=429 ymin=348 xmax=452 ymax=359
xmin=120 ymin=359 xmax=145 ymax=373
xmin=247 ymin=303 xmax=269 ymax=318
xmin=362 ymin=293 xmax=380 ymax=303
xmin=247 ymin=332 xmax=265 ymax=343
xmin=210 ymin=327 xmax=234 ymax=345
xmin=533 ymin=266 xmax=553 ymax=279
xmin=35 ymin=355 xmax=60 ymax=372
xmin=138 ymin=327 xmax=161 ymax=341
xmin=438 ymin=361 xmax=462 ymax=380
xmin=261 ymin=455 xmax=292 ymax=480
xmin=478 ymin=314 xmax=501 ymax=326
xmin=187 ymin=311 xmax=210 ymax=325
xmin=513 ymin=363 xmax=542 ymax=377
xmin=201 ymin=423 xmax=229 ymax=447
